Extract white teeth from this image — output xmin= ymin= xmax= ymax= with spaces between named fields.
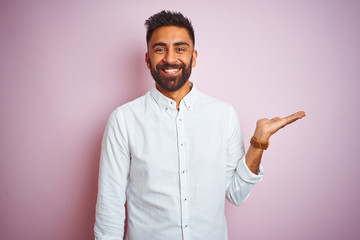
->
xmin=164 ymin=68 xmax=180 ymax=73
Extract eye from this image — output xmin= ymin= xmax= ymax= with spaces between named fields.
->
xmin=176 ymin=48 xmax=185 ymax=52
xmin=155 ymin=48 xmax=166 ymax=53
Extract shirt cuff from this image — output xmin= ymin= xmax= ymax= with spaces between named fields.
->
xmin=236 ymin=156 xmax=264 ymax=183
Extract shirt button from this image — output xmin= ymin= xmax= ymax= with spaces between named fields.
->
xmin=179 ymin=119 xmax=182 ymax=122
xmin=180 ymin=143 xmax=184 ymax=146
xmin=184 ymin=198 xmax=187 ymax=201
xmin=182 ymin=170 xmax=185 ymax=173
xmin=185 ymin=225 xmax=188 ymax=228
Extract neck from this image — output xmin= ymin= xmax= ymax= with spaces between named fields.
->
xmin=156 ymin=80 xmax=192 ymax=110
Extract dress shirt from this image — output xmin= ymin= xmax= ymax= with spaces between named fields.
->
xmin=94 ymin=84 xmax=264 ymax=240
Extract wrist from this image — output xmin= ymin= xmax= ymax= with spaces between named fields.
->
xmin=250 ymin=136 xmax=269 ymax=150
xmin=253 ymin=130 xmax=270 ymax=143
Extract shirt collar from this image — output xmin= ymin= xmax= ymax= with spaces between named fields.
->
xmin=150 ymin=82 xmax=198 ymax=111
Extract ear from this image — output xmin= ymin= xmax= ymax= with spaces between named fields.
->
xmin=192 ymin=50 xmax=198 ymax=68
xmin=145 ymin=52 xmax=150 ymax=69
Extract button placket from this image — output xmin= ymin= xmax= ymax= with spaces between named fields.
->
xmin=176 ymin=113 xmax=189 ymax=239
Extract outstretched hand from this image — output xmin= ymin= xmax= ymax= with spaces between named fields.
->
xmin=253 ymin=111 xmax=306 ymax=143
xmin=246 ymin=111 xmax=306 ymax=174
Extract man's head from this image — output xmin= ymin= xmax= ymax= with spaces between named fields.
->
xmin=144 ymin=11 xmax=197 ymax=92
xmin=145 ymin=10 xmax=195 ymax=47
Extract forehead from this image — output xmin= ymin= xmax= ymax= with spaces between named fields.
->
xmin=148 ymin=26 xmax=193 ymax=47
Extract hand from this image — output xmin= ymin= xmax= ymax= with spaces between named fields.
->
xmin=253 ymin=111 xmax=306 ymax=143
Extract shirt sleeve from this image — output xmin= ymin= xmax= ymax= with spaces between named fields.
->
xmin=94 ymin=109 xmax=130 ymax=240
xmin=225 ymin=106 xmax=264 ymax=206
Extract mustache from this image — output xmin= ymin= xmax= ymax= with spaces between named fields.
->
xmin=156 ymin=63 xmax=185 ymax=70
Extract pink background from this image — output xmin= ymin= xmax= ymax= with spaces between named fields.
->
xmin=1 ymin=0 xmax=359 ymax=239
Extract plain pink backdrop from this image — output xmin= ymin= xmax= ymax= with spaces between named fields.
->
xmin=1 ymin=0 xmax=359 ymax=239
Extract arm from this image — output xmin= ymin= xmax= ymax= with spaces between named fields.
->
xmin=246 ymin=111 xmax=306 ymax=174
xmin=225 ymin=108 xmax=305 ymax=205
xmin=94 ymin=110 xmax=130 ymax=240
xmin=225 ymin=107 xmax=264 ymax=206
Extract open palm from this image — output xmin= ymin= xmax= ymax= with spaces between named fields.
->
xmin=254 ymin=111 xmax=306 ymax=142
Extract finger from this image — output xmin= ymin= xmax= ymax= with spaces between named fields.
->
xmin=281 ymin=111 xmax=306 ymax=126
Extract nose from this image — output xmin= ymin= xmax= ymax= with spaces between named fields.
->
xmin=164 ymin=49 xmax=176 ymax=64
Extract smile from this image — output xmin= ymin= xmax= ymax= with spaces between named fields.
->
xmin=162 ymin=68 xmax=180 ymax=74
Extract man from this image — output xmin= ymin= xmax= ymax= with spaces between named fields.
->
xmin=94 ymin=10 xmax=305 ymax=240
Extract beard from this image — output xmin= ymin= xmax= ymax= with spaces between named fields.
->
xmin=149 ymin=57 xmax=193 ymax=92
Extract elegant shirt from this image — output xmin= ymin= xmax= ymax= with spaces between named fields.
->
xmin=94 ymin=84 xmax=264 ymax=240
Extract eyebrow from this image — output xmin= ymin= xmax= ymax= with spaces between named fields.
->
xmin=174 ymin=42 xmax=189 ymax=47
xmin=151 ymin=42 xmax=190 ymax=49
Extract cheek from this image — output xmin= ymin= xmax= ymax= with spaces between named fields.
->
xmin=150 ymin=56 xmax=162 ymax=68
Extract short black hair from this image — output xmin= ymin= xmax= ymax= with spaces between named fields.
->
xmin=145 ymin=10 xmax=195 ymax=46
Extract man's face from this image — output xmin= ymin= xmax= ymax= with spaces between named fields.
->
xmin=146 ymin=26 xmax=197 ymax=92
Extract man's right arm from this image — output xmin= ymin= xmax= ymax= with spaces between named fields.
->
xmin=94 ymin=109 xmax=130 ymax=240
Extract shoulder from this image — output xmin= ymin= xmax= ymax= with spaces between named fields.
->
xmin=116 ymin=91 xmax=152 ymax=113
xmin=196 ymin=90 xmax=234 ymax=113
xmin=107 ymin=91 xmax=152 ymax=123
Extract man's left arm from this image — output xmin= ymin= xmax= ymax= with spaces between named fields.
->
xmin=225 ymin=106 xmax=263 ymax=206
xmin=224 ymin=108 xmax=305 ymax=206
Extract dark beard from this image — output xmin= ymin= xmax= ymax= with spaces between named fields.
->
xmin=149 ymin=57 xmax=193 ymax=91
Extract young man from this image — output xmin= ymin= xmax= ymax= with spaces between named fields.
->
xmin=94 ymin=10 xmax=305 ymax=240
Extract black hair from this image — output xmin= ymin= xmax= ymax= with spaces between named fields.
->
xmin=144 ymin=10 xmax=195 ymax=46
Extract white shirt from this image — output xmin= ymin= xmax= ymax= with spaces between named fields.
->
xmin=94 ymin=84 xmax=264 ymax=240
